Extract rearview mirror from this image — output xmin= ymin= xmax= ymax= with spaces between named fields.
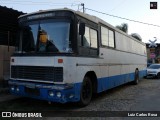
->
xmin=79 ymin=23 xmax=85 ymax=36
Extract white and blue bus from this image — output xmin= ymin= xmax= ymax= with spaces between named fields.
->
xmin=9 ymin=8 xmax=147 ymax=106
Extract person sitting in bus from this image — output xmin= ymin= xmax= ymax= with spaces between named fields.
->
xmin=38 ymin=29 xmax=59 ymax=52
xmin=38 ymin=30 xmax=48 ymax=52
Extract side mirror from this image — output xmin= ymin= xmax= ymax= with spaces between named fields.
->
xmin=79 ymin=23 xmax=85 ymax=36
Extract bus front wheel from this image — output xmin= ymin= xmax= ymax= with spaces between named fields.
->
xmin=79 ymin=76 xmax=92 ymax=106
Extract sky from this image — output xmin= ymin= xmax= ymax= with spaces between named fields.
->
xmin=1 ymin=0 xmax=160 ymax=43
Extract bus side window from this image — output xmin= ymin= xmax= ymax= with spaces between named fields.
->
xmin=79 ymin=25 xmax=97 ymax=48
xmin=90 ymin=29 xmax=98 ymax=48
xmin=108 ymin=30 xmax=115 ymax=48
xmin=101 ymin=26 xmax=115 ymax=48
xmin=101 ymin=26 xmax=109 ymax=46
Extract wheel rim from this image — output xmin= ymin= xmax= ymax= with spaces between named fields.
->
xmin=157 ymin=73 xmax=160 ymax=78
xmin=82 ymin=81 xmax=91 ymax=100
xmin=81 ymin=77 xmax=92 ymax=104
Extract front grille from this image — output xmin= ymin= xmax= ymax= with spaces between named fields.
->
xmin=11 ymin=66 xmax=63 ymax=82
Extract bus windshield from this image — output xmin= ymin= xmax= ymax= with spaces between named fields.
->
xmin=19 ymin=19 xmax=72 ymax=53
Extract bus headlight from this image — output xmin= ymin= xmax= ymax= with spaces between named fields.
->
xmin=48 ymin=91 xmax=54 ymax=97
xmin=69 ymin=94 xmax=74 ymax=99
xmin=56 ymin=92 xmax=61 ymax=98
xmin=16 ymin=87 xmax=20 ymax=92
xmin=11 ymin=86 xmax=15 ymax=91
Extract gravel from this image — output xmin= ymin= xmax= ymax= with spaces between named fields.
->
xmin=10 ymin=78 xmax=160 ymax=120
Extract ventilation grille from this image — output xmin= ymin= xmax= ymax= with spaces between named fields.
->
xmin=11 ymin=66 xmax=63 ymax=82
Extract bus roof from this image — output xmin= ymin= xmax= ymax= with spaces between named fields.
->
xmin=19 ymin=8 xmax=112 ymax=28
xmin=19 ymin=8 xmax=146 ymax=46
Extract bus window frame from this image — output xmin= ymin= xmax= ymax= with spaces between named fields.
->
xmin=77 ymin=16 xmax=99 ymax=57
xmin=17 ymin=18 xmax=76 ymax=56
xmin=100 ymin=24 xmax=116 ymax=49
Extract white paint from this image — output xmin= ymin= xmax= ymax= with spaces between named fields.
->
xmin=10 ymin=9 xmax=147 ymax=84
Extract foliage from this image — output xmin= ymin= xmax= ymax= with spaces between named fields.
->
xmin=116 ymin=23 xmax=142 ymax=41
xmin=116 ymin=23 xmax=128 ymax=33
xmin=130 ymin=33 xmax=142 ymax=41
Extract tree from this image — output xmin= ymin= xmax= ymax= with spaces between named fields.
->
xmin=130 ymin=33 xmax=142 ymax=41
xmin=116 ymin=23 xmax=128 ymax=33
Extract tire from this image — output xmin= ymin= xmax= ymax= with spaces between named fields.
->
xmin=157 ymin=73 xmax=160 ymax=79
xmin=143 ymin=75 xmax=147 ymax=79
xmin=132 ymin=70 xmax=139 ymax=85
xmin=79 ymin=76 xmax=92 ymax=107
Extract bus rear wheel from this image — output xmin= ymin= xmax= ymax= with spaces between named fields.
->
xmin=156 ymin=72 xmax=160 ymax=79
xmin=79 ymin=76 xmax=92 ymax=107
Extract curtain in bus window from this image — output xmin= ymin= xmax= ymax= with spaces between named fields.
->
xmin=101 ymin=26 xmax=109 ymax=46
xmin=83 ymin=26 xmax=90 ymax=47
xmin=109 ymin=30 xmax=114 ymax=48
xmin=90 ymin=29 xmax=97 ymax=48
xmin=22 ymin=25 xmax=38 ymax=52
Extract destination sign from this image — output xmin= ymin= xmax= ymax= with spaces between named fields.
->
xmin=27 ymin=13 xmax=55 ymax=20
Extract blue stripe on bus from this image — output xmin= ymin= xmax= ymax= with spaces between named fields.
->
xmin=9 ymin=70 xmax=146 ymax=103
xmin=97 ymin=70 xmax=146 ymax=93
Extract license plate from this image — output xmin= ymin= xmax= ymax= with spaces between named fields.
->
xmin=25 ymin=87 xmax=40 ymax=96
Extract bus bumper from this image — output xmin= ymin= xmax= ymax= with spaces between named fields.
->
xmin=8 ymin=80 xmax=81 ymax=103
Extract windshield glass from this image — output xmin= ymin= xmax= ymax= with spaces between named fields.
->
xmin=148 ymin=64 xmax=160 ymax=69
xmin=19 ymin=19 xmax=72 ymax=53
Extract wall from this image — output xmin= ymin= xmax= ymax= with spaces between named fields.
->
xmin=0 ymin=45 xmax=15 ymax=81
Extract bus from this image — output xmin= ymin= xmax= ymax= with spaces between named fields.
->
xmin=9 ymin=8 xmax=147 ymax=106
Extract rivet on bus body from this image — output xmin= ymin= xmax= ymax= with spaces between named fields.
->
xmin=58 ymin=59 xmax=63 ymax=63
